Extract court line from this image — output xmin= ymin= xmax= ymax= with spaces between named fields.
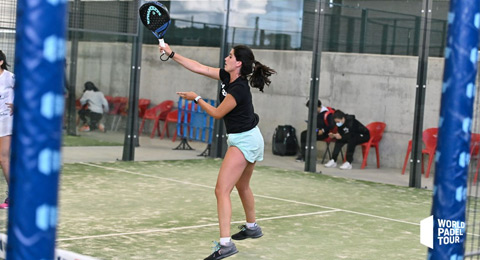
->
xmin=78 ymin=162 xmax=420 ymax=227
xmin=57 ymin=209 xmax=340 ymax=241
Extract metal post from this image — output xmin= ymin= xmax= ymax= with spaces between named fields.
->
xmin=210 ymin=0 xmax=230 ymax=159
xmin=413 ymin=16 xmax=421 ymax=56
xmin=359 ymin=9 xmax=368 ymax=53
xmin=66 ymin=0 xmax=81 ymax=136
xmin=346 ymin=17 xmax=354 ymax=52
xmin=381 ymin=24 xmax=389 ymax=54
xmin=122 ymin=3 xmax=143 ymax=161
xmin=409 ymin=0 xmax=432 ymax=188
xmin=327 ymin=1 xmax=341 ymax=52
xmin=305 ymin=0 xmax=326 ymax=172
xmin=390 ymin=19 xmax=397 ymax=55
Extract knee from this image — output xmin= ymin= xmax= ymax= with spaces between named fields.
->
xmin=215 ymin=185 xmax=232 ymax=199
xmin=235 ymin=183 xmax=251 ymax=194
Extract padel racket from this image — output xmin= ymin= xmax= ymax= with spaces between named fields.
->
xmin=139 ymin=1 xmax=171 ymax=61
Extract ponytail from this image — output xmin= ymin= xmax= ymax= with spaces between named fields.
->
xmin=233 ymin=45 xmax=276 ymax=92
xmin=249 ymin=61 xmax=276 ymax=92
xmin=0 ymin=50 xmax=10 ymax=70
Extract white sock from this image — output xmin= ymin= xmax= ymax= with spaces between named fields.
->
xmin=219 ymin=237 xmax=231 ymax=246
xmin=246 ymin=222 xmax=257 ymax=229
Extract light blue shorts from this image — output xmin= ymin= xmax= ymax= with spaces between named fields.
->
xmin=227 ymin=126 xmax=264 ymax=163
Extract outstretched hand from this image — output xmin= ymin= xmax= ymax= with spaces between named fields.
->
xmin=176 ymin=91 xmax=198 ymax=101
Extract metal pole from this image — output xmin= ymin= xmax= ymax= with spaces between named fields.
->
xmin=210 ymin=0 xmax=230 ymax=159
xmin=122 ymin=1 xmax=143 ymax=161
xmin=359 ymin=9 xmax=368 ymax=53
xmin=66 ymin=0 xmax=81 ymax=136
xmin=305 ymin=0 xmax=326 ymax=172
xmin=409 ymin=0 xmax=432 ymax=188
xmin=428 ymin=0 xmax=479 ymax=257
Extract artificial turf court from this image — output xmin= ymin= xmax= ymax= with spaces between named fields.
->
xmin=0 ymin=159 xmax=433 ymax=259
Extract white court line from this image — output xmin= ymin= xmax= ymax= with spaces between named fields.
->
xmin=78 ymin=162 xmax=421 ymax=227
xmin=58 ymin=209 xmax=340 ymax=241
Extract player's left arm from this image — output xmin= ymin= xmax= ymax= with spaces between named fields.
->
xmin=176 ymin=92 xmax=236 ymax=119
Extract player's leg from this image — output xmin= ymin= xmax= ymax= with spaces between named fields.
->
xmin=205 ymin=146 xmax=247 ymax=260
xmin=0 ymin=135 xmax=11 ymax=184
xmin=232 ymin=162 xmax=263 ymax=240
xmin=215 ymin=146 xmax=248 ymax=238
xmin=0 ymin=135 xmax=11 ymax=209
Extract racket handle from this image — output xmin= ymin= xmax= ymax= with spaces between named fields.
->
xmin=159 ymin=38 xmax=165 ymax=54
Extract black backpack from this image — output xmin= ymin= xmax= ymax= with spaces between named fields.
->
xmin=272 ymin=125 xmax=298 ymax=156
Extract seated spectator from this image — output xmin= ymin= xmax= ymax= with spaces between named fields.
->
xmin=324 ymin=110 xmax=370 ymax=170
xmin=296 ymin=99 xmax=335 ymax=162
xmin=78 ymin=81 xmax=108 ymax=132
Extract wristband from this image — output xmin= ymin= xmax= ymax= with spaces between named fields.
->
xmin=169 ymin=51 xmax=175 ymax=59
xmin=194 ymin=96 xmax=202 ymax=104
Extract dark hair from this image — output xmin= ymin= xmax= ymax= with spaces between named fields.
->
xmin=306 ymin=99 xmax=322 ymax=108
xmin=84 ymin=81 xmax=99 ymax=92
xmin=0 ymin=50 xmax=10 ymax=70
xmin=233 ymin=45 xmax=276 ymax=92
xmin=333 ymin=110 xmax=346 ymax=120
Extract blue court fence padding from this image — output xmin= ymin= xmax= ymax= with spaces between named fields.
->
xmin=177 ymin=97 xmax=216 ymax=144
xmin=428 ymin=0 xmax=480 ymax=259
xmin=7 ymin=0 xmax=67 ymax=259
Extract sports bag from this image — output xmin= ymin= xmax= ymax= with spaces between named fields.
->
xmin=272 ymin=125 xmax=298 ymax=156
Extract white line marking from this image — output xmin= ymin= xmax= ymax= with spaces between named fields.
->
xmin=58 ymin=210 xmax=340 ymax=241
xmin=79 ymin=162 xmax=422 ymax=227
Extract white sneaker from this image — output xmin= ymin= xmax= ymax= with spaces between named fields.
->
xmin=324 ymin=159 xmax=337 ymax=168
xmin=340 ymin=162 xmax=352 ymax=170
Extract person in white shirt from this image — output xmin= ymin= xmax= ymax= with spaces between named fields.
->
xmin=78 ymin=81 xmax=108 ymax=132
xmin=0 ymin=50 xmax=14 ymax=209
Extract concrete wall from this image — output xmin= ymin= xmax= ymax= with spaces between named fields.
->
xmin=73 ymin=42 xmax=446 ymax=169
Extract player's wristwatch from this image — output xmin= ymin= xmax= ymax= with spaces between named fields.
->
xmin=194 ymin=96 xmax=202 ymax=104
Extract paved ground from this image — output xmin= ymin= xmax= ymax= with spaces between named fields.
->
xmin=63 ymin=131 xmax=434 ymax=189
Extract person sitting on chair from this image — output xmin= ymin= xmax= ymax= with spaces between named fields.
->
xmin=78 ymin=81 xmax=108 ymax=132
xmin=296 ymin=99 xmax=335 ymax=162
xmin=324 ymin=110 xmax=370 ymax=170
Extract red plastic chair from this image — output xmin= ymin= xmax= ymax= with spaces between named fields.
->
xmin=470 ymin=133 xmax=480 ymax=183
xmin=105 ymin=95 xmax=113 ymax=107
xmin=360 ymin=122 xmax=387 ymax=169
xmin=110 ymin=97 xmax=128 ymax=131
xmin=139 ymin=100 xmax=173 ymax=138
xmin=401 ymin=128 xmax=438 ymax=178
xmin=138 ymin=98 xmax=151 ymax=118
xmin=161 ymin=110 xmax=179 ymax=141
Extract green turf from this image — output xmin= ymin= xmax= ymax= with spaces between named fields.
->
xmin=63 ymin=134 xmax=123 ymax=147
xmin=0 ymin=159 xmax=434 ymax=259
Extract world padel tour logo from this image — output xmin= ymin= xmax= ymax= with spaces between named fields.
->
xmin=420 ymin=215 xmax=465 ymax=249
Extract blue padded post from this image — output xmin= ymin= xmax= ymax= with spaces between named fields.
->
xmin=428 ymin=0 xmax=479 ymax=258
xmin=176 ymin=97 xmax=183 ymax=137
xmin=7 ymin=0 xmax=67 ymax=258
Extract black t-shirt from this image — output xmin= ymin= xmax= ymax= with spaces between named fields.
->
xmin=219 ymin=69 xmax=259 ymax=134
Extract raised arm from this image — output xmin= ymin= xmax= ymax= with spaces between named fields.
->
xmin=160 ymin=43 xmax=220 ymax=80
